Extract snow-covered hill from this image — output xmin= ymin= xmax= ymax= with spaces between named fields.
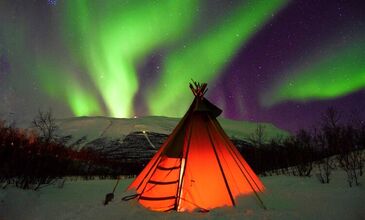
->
xmin=56 ymin=116 xmax=289 ymax=144
xmin=52 ymin=116 xmax=289 ymax=161
xmin=1 ymin=170 xmax=363 ymax=220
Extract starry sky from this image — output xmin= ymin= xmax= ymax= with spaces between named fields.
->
xmin=0 ymin=0 xmax=364 ymax=132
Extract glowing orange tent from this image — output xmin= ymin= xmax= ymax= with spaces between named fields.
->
xmin=127 ymin=82 xmax=265 ymax=212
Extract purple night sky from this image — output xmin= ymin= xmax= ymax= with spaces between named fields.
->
xmin=207 ymin=0 xmax=365 ymax=131
xmin=0 ymin=0 xmax=364 ymax=132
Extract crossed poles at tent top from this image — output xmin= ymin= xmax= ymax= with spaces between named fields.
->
xmin=189 ymin=80 xmax=208 ymax=99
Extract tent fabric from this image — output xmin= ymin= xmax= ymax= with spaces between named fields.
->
xmin=127 ymin=84 xmax=265 ymax=212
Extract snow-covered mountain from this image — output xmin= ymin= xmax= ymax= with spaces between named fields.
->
xmin=56 ymin=116 xmax=289 ymax=144
xmin=54 ymin=116 xmax=289 ymax=161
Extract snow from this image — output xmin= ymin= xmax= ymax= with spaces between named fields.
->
xmin=1 ymin=171 xmax=364 ymax=220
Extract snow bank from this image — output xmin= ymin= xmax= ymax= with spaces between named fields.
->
xmin=1 ymin=171 xmax=364 ymax=220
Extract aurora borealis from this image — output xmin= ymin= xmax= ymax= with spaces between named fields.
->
xmin=261 ymin=36 xmax=365 ymax=107
xmin=64 ymin=0 xmax=199 ymax=117
xmin=149 ymin=0 xmax=288 ymax=116
xmin=1 ymin=0 xmax=365 ymax=132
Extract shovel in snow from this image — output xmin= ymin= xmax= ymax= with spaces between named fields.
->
xmin=104 ymin=177 xmax=120 ymax=205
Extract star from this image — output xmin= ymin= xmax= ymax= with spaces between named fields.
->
xmin=48 ymin=0 xmax=57 ymax=6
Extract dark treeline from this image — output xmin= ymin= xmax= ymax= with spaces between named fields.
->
xmin=1 ymin=108 xmax=364 ymax=190
xmin=0 ymin=111 xmax=142 ymax=190
xmin=240 ymin=108 xmax=365 ymax=187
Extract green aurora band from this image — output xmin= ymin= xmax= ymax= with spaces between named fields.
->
xmin=36 ymin=61 xmax=102 ymax=116
xmin=0 ymin=0 xmax=289 ymax=118
xmin=0 ymin=1 xmax=104 ymax=116
xmin=63 ymin=0 xmax=198 ymax=117
xmin=148 ymin=0 xmax=289 ymax=117
xmin=261 ymin=39 xmax=365 ymax=107
xmin=61 ymin=0 xmax=288 ymax=118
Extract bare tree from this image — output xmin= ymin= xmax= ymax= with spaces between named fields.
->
xmin=321 ymin=107 xmax=342 ymax=129
xmin=249 ymin=124 xmax=266 ymax=147
xmin=32 ymin=109 xmax=58 ymax=143
xmin=312 ymin=128 xmax=334 ymax=183
xmin=351 ymin=112 xmax=365 ymax=176
xmin=293 ymin=130 xmax=314 ymax=177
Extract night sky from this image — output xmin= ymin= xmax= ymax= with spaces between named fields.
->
xmin=0 ymin=0 xmax=364 ymax=132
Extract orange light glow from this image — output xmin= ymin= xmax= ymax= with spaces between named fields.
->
xmin=127 ymin=85 xmax=265 ymax=212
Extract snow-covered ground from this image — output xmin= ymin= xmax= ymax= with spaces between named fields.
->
xmin=1 ymin=170 xmax=364 ymax=220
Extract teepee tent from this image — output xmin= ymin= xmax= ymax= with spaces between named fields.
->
xmin=126 ymin=82 xmax=265 ymax=212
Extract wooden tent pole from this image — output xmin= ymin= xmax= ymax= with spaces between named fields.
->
xmin=174 ymin=117 xmax=194 ymax=211
xmin=206 ymin=119 xmax=236 ymax=207
xmin=112 ymin=177 xmax=120 ymax=193
xmin=212 ymin=120 xmax=267 ymax=210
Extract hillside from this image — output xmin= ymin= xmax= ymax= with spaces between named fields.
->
xmin=56 ymin=116 xmax=289 ymax=145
